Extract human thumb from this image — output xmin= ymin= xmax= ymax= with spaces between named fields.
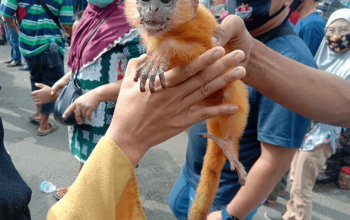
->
xmin=35 ymin=83 xmax=45 ymax=89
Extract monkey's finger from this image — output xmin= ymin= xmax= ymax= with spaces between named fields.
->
xmin=124 ymin=54 xmax=148 ymax=82
xmin=181 ymin=66 xmax=246 ymax=107
xmin=179 ymin=50 xmax=245 ymax=95
xmin=186 ymin=104 xmax=239 ymax=126
xmin=158 ymin=47 xmax=225 ymax=89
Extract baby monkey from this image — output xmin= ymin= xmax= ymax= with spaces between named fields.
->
xmin=125 ymin=0 xmax=249 ymax=219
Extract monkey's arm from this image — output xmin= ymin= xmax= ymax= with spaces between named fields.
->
xmin=222 ymin=143 xmax=296 ymax=219
xmin=134 ymin=38 xmax=208 ymax=93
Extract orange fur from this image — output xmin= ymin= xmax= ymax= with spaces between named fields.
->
xmin=124 ymin=3 xmax=249 ymax=219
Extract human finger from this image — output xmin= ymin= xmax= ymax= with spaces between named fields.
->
xmin=62 ymin=102 xmax=78 ymax=121
xmin=212 ymin=15 xmax=246 ymax=47
xmin=86 ymin=109 xmax=93 ymax=122
xmin=161 ymin=47 xmax=225 ymax=89
xmin=186 ymin=104 xmax=239 ymax=126
xmin=179 ymin=50 xmax=245 ymax=95
xmin=182 ymin=66 xmax=246 ymax=106
xmin=123 ymin=54 xmax=148 ymax=81
xmin=51 ymin=82 xmax=61 ymax=96
xmin=35 ymin=83 xmax=45 ymax=89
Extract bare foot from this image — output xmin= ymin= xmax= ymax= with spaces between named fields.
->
xmin=56 ymin=186 xmax=70 ymax=198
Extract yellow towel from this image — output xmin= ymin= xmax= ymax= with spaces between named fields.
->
xmin=47 ymin=137 xmax=146 ymax=220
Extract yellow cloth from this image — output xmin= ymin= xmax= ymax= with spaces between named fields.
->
xmin=47 ymin=137 xmax=146 ymax=220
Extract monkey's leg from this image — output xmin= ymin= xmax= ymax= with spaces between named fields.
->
xmin=188 ymin=121 xmax=226 ymax=220
xmin=202 ymin=133 xmax=247 ymax=186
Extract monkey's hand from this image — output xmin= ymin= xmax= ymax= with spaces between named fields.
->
xmin=133 ymin=52 xmax=168 ymax=93
xmin=202 ymin=133 xmax=247 ymax=185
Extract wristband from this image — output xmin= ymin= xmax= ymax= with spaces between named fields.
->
xmin=221 ymin=207 xmax=240 ymax=220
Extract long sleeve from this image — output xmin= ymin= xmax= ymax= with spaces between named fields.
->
xmin=47 ymin=137 xmax=146 ymax=220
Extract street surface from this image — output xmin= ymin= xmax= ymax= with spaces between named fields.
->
xmin=0 ymin=44 xmax=349 ymax=220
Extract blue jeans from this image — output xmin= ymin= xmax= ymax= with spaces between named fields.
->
xmin=169 ymin=165 xmax=260 ymax=220
xmin=3 ymin=21 xmax=21 ymax=63
xmin=28 ymin=51 xmax=64 ymax=114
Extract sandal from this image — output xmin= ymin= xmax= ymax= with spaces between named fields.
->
xmin=7 ymin=61 xmax=22 ymax=67
xmin=37 ymin=123 xmax=58 ymax=136
xmin=53 ymin=186 xmax=70 ymax=201
xmin=4 ymin=59 xmax=12 ymax=64
xmin=28 ymin=115 xmax=41 ymax=124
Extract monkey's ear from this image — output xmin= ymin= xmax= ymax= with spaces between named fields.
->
xmin=173 ymin=0 xmax=199 ymax=24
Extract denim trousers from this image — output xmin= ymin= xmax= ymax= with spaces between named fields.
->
xmin=3 ymin=21 xmax=21 ymax=62
xmin=168 ymin=165 xmax=260 ymax=220
xmin=28 ymin=51 xmax=64 ymax=114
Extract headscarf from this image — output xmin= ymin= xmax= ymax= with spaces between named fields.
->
xmin=68 ymin=0 xmax=133 ymax=74
xmin=314 ymin=8 xmax=350 ymax=80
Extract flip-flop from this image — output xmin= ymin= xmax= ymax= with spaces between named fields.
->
xmin=37 ymin=123 xmax=58 ymax=136
xmin=7 ymin=62 xmax=22 ymax=67
xmin=53 ymin=190 xmax=62 ymax=201
xmin=4 ymin=59 xmax=12 ymax=64
xmin=28 ymin=115 xmax=41 ymax=124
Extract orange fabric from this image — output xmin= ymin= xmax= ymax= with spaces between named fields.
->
xmin=47 ymin=138 xmax=146 ymax=220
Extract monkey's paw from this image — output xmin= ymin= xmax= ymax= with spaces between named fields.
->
xmin=133 ymin=53 xmax=168 ymax=93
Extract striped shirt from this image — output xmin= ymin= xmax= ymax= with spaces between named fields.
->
xmin=0 ymin=0 xmax=73 ymax=59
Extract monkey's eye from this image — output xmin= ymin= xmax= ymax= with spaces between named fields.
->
xmin=142 ymin=0 xmax=151 ymax=2
xmin=160 ymin=0 xmax=172 ymax=4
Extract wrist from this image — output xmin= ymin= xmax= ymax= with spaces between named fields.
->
xmin=104 ymin=123 xmax=149 ymax=167
xmin=222 ymin=207 xmax=240 ymax=220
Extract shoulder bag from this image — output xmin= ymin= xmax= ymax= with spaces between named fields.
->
xmin=53 ymin=16 xmax=109 ymax=126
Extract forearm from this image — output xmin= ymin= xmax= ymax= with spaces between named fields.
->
xmin=243 ymin=39 xmax=350 ymax=127
xmin=227 ymin=147 xmax=296 ymax=219
xmin=93 ymin=81 xmax=122 ymax=103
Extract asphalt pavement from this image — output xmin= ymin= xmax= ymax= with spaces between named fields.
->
xmin=0 ymin=44 xmax=349 ymax=220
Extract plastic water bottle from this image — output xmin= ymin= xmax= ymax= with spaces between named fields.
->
xmin=49 ymin=38 xmax=58 ymax=52
xmin=40 ymin=181 xmax=56 ymax=193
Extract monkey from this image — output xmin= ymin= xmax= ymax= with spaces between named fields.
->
xmin=124 ymin=0 xmax=249 ymax=219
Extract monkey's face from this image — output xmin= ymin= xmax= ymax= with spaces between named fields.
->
xmin=136 ymin=0 xmax=178 ymax=35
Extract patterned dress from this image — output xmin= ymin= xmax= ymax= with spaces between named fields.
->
xmin=68 ymin=28 xmax=145 ymax=163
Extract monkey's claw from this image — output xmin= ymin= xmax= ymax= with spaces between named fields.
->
xmin=203 ymin=133 xmax=247 ymax=186
xmin=134 ymin=53 xmax=167 ymax=93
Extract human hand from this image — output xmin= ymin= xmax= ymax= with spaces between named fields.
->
xmin=32 ymin=83 xmax=56 ymax=105
xmin=207 ymin=210 xmax=222 ymax=220
xmin=105 ymin=47 xmax=246 ymax=166
xmin=63 ymin=90 xmax=101 ymax=125
xmin=212 ymin=15 xmax=253 ymax=69
xmin=51 ymin=78 xmax=68 ymax=96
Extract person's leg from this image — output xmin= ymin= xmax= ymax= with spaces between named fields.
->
xmin=39 ymin=54 xmax=64 ymax=134
xmin=11 ymin=32 xmax=21 ymax=63
xmin=283 ymin=144 xmax=332 ymax=220
xmin=279 ymin=169 xmax=290 ymax=196
xmin=3 ymin=22 xmax=13 ymax=62
xmin=29 ymin=59 xmax=43 ymax=121
xmin=283 ymin=150 xmax=299 ymax=220
xmin=266 ymin=181 xmax=280 ymax=203
xmin=56 ymin=162 xmax=84 ymax=198
xmin=168 ymin=165 xmax=192 ymax=220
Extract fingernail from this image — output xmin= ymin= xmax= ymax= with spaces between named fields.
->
xmin=62 ymin=114 xmax=66 ymax=118
xmin=232 ymin=68 xmax=244 ymax=78
xmin=229 ymin=105 xmax=238 ymax=112
xmin=213 ymin=49 xmax=222 ymax=59
xmin=234 ymin=52 xmax=242 ymax=60
xmin=211 ymin=36 xmax=218 ymax=44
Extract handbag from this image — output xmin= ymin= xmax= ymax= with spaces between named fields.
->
xmin=53 ymin=16 xmax=109 ymax=126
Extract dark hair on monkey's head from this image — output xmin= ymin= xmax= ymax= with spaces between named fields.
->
xmin=73 ymin=10 xmax=85 ymax=22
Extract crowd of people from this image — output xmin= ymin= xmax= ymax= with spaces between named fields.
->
xmin=0 ymin=0 xmax=349 ymax=220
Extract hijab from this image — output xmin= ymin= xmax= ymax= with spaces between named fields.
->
xmin=68 ymin=0 xmax=133 ymax=74
xmin=314 ymin=8 xmax=350 ymax=80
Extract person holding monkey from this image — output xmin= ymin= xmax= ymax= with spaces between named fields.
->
xmin=46 ymin=7 xmax=350 ymax=220
xmin=169 ymin=0 xmax=317 ymax=220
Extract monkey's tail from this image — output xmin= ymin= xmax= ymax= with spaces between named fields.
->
xmin=188 ymin=121 xmax=226 ymax=220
